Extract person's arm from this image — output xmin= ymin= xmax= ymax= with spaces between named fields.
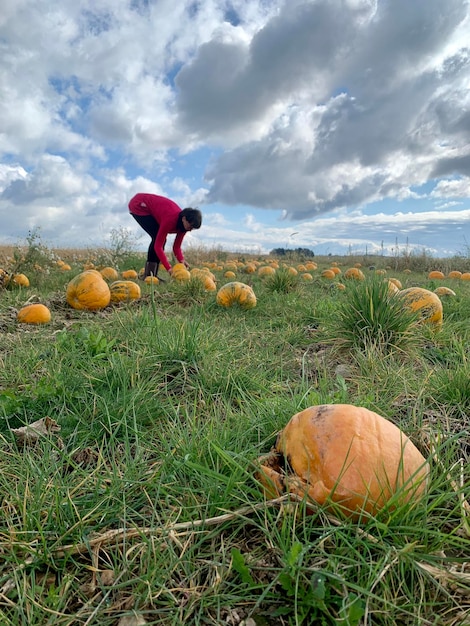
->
xmin=172 ymin=232 xmax=186 ymax=265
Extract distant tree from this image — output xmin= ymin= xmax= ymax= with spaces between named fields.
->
xmin=270 ymin=248 xmax=287 ymax=256
xmin=270 ymin=247 xmax=315 ymax=257
xmin=295 ymin=247 xmax=315 ymax=257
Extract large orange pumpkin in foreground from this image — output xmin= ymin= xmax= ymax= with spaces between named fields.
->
xmin=66 ymin=270 xmax=111 ymax=310
xmin=256 ymin=404 xmax=429 ymax=519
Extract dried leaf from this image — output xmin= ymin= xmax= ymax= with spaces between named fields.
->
xmin=11 ymin=417 xmax=61 ymax=445
xmin=70 ymin=447 xmax=99 ymax=468
xmin=99 ymin=569 xmax=115 ymax=586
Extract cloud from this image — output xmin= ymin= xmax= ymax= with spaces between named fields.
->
xmin=200 ymin=0 xmax=470 ymax=218
xmin=0 ymin=0 xmax=469 ymax=258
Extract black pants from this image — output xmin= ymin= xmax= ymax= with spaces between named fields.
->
xmin=131 ymin=214 xmax=167 ymax=263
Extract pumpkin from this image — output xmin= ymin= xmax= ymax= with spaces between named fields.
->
xmin=388 ymin=278 xmax=402 ymax=289
xmin=60 ymin=263 xmax=72 ymax=271
xmin=12 ymin=273 xmax=30 ymax=287
xmin=461 ymin=273 xmax=470 ymax=281
xmin=344 ymin=268 xmax=365 ymax=280
xmin=398 ymin=287 xmax=443 ymax=328
xmin=144 ymin=275 xmax=159 ymax=284
xmin=109 ymin=280 xmax=141 ymax=303
xmin=305 ymin=262 xmax=317 ymax=271
xmin=100 ymin=267 xmax=119 ymax=281
xmin=330 ymin=267 xmax=341 ymax=275
xmin=403 ymin=269 xmax=412 ymax=274
xmin=321 ymin=269 xmax=336 ymax=280
xmin=66 ymin=270 xmax=111 ymax=310
xmin=428 ymin=270 xmax=445 ymax=280
xmin=172 ymin=265 xmax=191 ymax=282
xmin=387 ymin=280 xmax=400 ymax=294
xmin=287 ymin=267 xmax=298 ymax=276
xmin=258 ymin=266 xmax=276 ymax=278
xmin=224 ymin=270 xmax=236 ymax=279
xmin=17 ymin=303 xmax=51 ymax=324
xmin=0 ymin=268 xmax=10 ymax=287
xmin=121 ymin=269 xmax=139 ymax=280
xmin=244 ymin=263 xmax=257 ymax=274
xmin=216 ymin=281 xmax=257 ymax=310
xmin=434 ymin=286 xmax=456 ymax=297
xmin=256 ymin=404 xmax=429 ymax=519
xmin=301 ymin=273 xmax=313 ymax=281
xmin=447 ymin=270 xmax=462 ymax=279
xmin=202 ymin=276 xmax=217 ymax=291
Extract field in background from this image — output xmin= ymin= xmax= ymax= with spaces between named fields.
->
xmin=0 ymin=233 xmax=469 ymax=625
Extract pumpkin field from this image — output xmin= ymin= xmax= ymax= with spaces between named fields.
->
xmin=0 ymin=234 xmax=469 ymax=626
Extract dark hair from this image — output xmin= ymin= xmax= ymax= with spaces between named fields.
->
xmin=177 ymin=207 xmax=202 ymax=231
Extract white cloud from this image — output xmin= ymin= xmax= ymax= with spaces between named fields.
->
xmin=0 ymin=0 xmax=469 ymax=258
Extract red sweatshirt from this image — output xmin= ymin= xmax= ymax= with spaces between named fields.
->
xmin=128 ymin=193 xmax=186 ymax=271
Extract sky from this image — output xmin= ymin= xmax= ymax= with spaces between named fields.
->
xmin=1 ymin=0 xmax=470 ymax=259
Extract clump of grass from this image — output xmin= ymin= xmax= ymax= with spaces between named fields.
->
xmin=265 ymin=268 xmax=299 ymax=293
xmin=332 ymin=277 xmax=419 ymax=353
xmin=430 ymin=361 xmax=470 ymax=416
xmin=169 ymin=275 xmax=211 ymax=305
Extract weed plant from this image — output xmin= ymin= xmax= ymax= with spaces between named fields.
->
xmin=0 ymin=241 xmax=469 ymax=625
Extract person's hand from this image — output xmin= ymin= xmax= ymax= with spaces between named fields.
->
xmin=183 ymin=261 xmax=190 ymax=269
xmin=168 ymin=267 xmax=173 ymax=276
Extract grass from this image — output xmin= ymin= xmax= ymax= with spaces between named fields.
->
xmin=0 ymin=243 xmax=469 ymax=625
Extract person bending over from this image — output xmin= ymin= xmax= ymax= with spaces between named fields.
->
xmin=129 ymin=193 xmax=202 ymax=279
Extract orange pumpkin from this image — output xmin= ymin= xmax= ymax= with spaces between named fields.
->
xmin=398 ymin=287 xmax=443 ymax=328
xmin=256 ymin=404 xmax=429 ymax=519
xmin=305 ymin=262 xmax=317 ymax=271
xmin=258 ymin=266 xmax=276 ymax=278
xmin=66 ymin=270 xmax=111 ymax=311
xmin=172 ymin=264 xmax=191 ymax=282
xmin=344 ymin=268 xmax=365 ymax=281
xmin=12 ymin=273 xmax=30 ymax=287
xmin=144 ymin=276 xmax=159 ymax=285
xmin=121 ymin=269 xmax=139 ymax=280
xmin=216 ymin=281 xmax=257 ymax=310
xmin=447 ymin=270 xmax=462 ymax=279
xmin=428 ymin=270 xmax=445 ymax=280
xmin=321 ymin=269 xmax=336 ymax=280
xmin=109 ymin=280 xmax=141 ymax=303
xmin=17 ymin=303 xmax=51 ymax=324
xmin=434 ymin=286 xmax=456 ymax=297
xmin=388 ymin=278 xmax=402 ymax=289
xmin=99 ymin=267 xmax=119 ymax=281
